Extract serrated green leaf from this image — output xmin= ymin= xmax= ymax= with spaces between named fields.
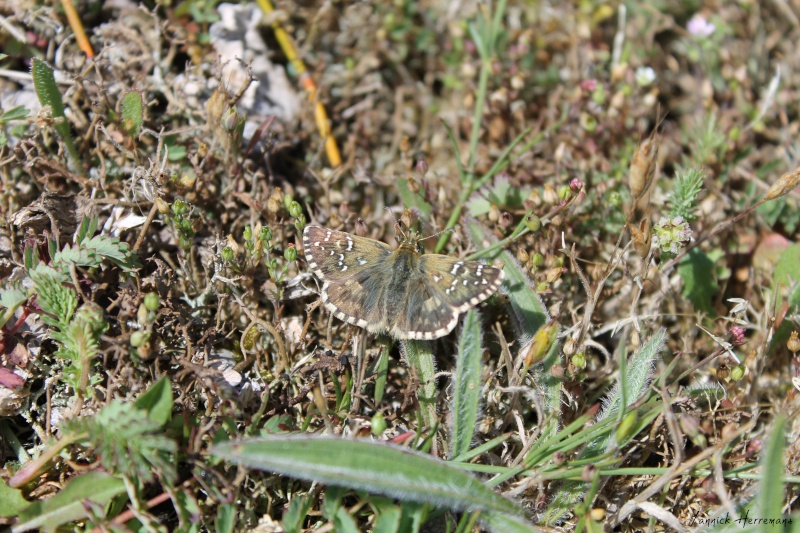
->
xmin=82 ymin=234 xmax=141 ymax=270
xmin=120 ymin=90 xmax=144 ymax=137
xmin=14 ymin=471 xmax=126 ymax=532
xmin=212 ymin=436 xmax=523 ymax=517
xmin=451 ymin=309 xmax=482 ymax=458
xmin=0 ymin=282 xmax=29 ymax=311
xmin=678 ymin=249 xmax=719 ymax=315
xmin=29 ymin=264 xmax=76 ymax=328
xmin=53 ymin=243 xmax=100 ymax=269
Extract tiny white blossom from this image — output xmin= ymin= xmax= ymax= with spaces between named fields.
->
xmin=635 ymin=67 xmax=656 ymax=87
xmin=687 ymin=15 xmax=715 ymax=38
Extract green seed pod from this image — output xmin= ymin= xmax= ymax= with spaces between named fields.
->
xmin=525 ymin=214 xmax=541 ymax=232
xmin=371 ymin=413 xmax=387 ymax=435
xmin=143 ymin=292 xmax=160 ymax=311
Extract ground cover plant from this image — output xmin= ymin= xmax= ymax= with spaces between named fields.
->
xmin=0 ymin=0 xmax=799 ymax=531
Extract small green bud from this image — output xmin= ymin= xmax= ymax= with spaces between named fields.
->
xmin=531 ymin=253 xmax=544 ymax=267
xmin=130 ymin=330 xmax=150 ymax=348
xmin=260 ymin=226 xmax=273 ymax=243
xmin=608 ymin=191 xmax=622 ymax=207
xmin=557 ymin=185 xmax=572 ymax=201
xmin=284 ymin=245 xmax=297 ymax=262
xmin=143 ymin=292 xmax=159 ymax=311
xmin=525 ymin=214 xmax=541 ymax=232
xmin=243 ymin=225 xmax=253 ymax=241
xmin=730 ymin=364 xmax=746 ymax=382
xmin=288 ymin=201 xmax=303 ymax=218
xmin=171 ymin=199 xmax=188 ymax=216
xmin=178 ymin=235 xmax=192 ymax=250
xmin=284 ymin=194 xmax=295 ymax=210
xmin=221 ymin=246 xmax=234 ymax=262
xmin=371 ymin=412 xmax=387 ymax=435
xmin=615 ymin=410 xmax=638 ymax=444
xmin=571 ymin=352 xmax=586 ymax=370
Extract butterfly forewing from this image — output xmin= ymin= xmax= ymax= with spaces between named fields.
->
xmin=303 ymin=226 xmax=392 ymax=282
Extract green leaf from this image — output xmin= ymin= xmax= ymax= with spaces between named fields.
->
xmin=212 ymin=436 xmax=523 ymax=517
xmin=678 ymin=249 xmax=719 ymax=315
xmin=450 ymin=309 xmax=482 ymax=458
xmin=82 ymin=235 xmax=142 ymax=270
xmin=30 ymin=58 xmax=79 ymax=166
xmin=134 ymin=377 xmax=174 ymax=426
xmin=396 ymin=178 xmax=432 ymax=217
xmin=773 ymin=243 xmax=800 ymax=286
xmin=0 ymin=478 xmax=29 ymax=518
xmin=29 ymin=264 xmax=76 ymax=329
xmin=120 ymin=90 xmax=144 ymax=137
xmin=15 ymin=471 xmax=126 ymax=532
xmin=400 ymin=339 xmax=438 ymax=431
xmin=465 ymin=218 xmax=549 ymax=339
xmin=372 ymin=498 xmax=402 ymax=533
xmin=0 ymin=105 xmax=30 ymax=123
xmin=281 ymin=495 xmax=312 ymax=533
xmin=214 ymin=503 xmax=235 ymax=533
xmin=0 ymin=281 xmax=29 ymax=311
xmin=65 ymin=401 xmax=178 ymax=484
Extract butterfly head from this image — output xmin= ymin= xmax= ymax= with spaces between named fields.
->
xmin=394 ymin=221 xmax=425 ymax=253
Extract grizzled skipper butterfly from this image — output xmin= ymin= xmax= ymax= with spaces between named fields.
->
xmin=303 ymin=223 xmax=504 ymax=340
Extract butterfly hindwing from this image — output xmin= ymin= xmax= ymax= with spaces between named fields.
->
xmin=418 ymin=254 xmax=504 ymax=310
xmin=388 ymin=255 xmax=504 ymax=340
xmin=320 ymin=264 xmax=391 ymax=333
xmin=389 ymin=276 xmax=461 ymax=340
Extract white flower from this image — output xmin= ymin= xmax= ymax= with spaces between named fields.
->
xmin=635 ymin=67 xmax=656 ymax=87
xmin=687 ymin=15 xmax=715 ymax=38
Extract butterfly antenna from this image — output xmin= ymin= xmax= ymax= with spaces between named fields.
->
xmin=418 ymin=227 xmax=455 ymax=242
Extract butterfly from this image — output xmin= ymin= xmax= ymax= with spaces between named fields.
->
xmin=302 ymin=224 xmax=504 ymax=340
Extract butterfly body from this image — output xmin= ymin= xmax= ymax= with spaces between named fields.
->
xmin=303 ymin=225 xmax=504 ymax=340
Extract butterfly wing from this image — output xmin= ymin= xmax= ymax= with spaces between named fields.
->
xmin=389 ymin=255 xmax=504 ymax=340
xmin=303 ymin=225 xmax=394 ymax=331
